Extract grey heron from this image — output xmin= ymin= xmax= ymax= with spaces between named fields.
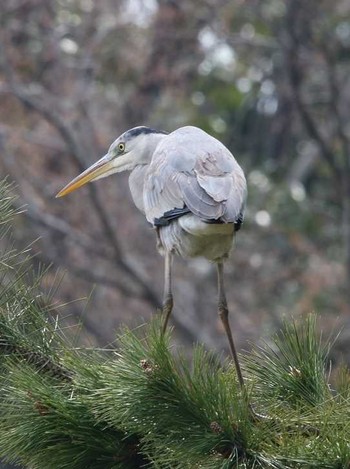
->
xmin=56 ymin=126 xmax=247 ymax=389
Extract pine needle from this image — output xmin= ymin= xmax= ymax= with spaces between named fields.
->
xmin=1 ymin=178 xmax=350 ymax=468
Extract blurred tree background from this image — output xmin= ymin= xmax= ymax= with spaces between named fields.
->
xmin=1 ymin=0 xmax=350 ymax=367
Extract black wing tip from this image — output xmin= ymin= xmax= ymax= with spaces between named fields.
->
xmin=234 ymin=212 xmax=244 ymax=231
xmin=154 ymin=206 xmax=191 ymax=227
xmin=154 ymin=207 xmax=244 ymax=230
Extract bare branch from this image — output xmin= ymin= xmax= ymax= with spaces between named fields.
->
xmin=284 ymin=0 xmax=342 ymax=182
xmin=324 ymin=50 xmax=350 ymax=162
xmin=24 ymin=204 xmax=113 ymax=261
xmin=0 ymin=51 xmax=161 ymax=309
xmin=323 ymin=48 xmax=350 ymax=283
xmin=34 ymin=250 xmax=197 ymax=344
xmin=36 ymin=252 xmax=144 ymax=298
xmin=283 ymin=0 xmax=350 ymax=287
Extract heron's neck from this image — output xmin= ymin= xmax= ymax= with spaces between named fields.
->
xmin=129 ymin=165 xmax=149 ymax=213
xmin=136 ymin=132 xmax=167 ymax=166
xmin=128 ymin=133 xmax=167 ymax=213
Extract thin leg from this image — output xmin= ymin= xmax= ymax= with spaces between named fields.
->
xmin=217 ymin=261 xmax=245 ymax=389
xmin=162 ymin=251 xmax=173 ymax=333
xmin=155 ymin=227 xmax=163 ymax=252
xmin=217 ymin=262 xmax=270 ymax=422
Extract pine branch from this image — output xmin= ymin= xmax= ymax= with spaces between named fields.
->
xmin=0 ymin=178 xmax=22 ymax=237
xmin=0 ymin=362 xmax=146 ymax=469
xmin=244 ymin=315 xmax=332 ymax=409
xmin=1 ymin=178 xmax=350 ymax=468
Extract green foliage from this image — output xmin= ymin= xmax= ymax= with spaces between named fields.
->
xmin=77 ymin=323 xmax=255 ymax=468
xmin=1 ymin=178 xmax=350 ymax=468
xmin=244 ymin=316 xmax=332 ymax=408
xmin=0 ymin=181 xmax=66 ymax=380
xmin=0 ymin=363 xmax=142 ymax=469
xmin=0 ymin=178 xmax=21 ymax=235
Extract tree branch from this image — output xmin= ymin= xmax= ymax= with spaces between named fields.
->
xmin=323 ymin=50 xmax=350 ymax=162
xmin=284 ymin=0 xmax=342 ymax=182
xmin=25 ymin=204 xmax=114 ymax=261
xmin=0 ymin=45 xmax=161 ymax=309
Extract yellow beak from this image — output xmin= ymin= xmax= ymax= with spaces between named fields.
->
xmin=56 ymin=155 xmax=113 ymax=198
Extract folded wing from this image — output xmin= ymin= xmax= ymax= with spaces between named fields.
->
xmin=143 ymin=126 xmax=247 ymax=227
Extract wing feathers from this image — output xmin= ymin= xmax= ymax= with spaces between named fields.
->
xmin=143 ymin=127 xmax=247 ymax=226
xmin=178 ymin=174 xmax=224 ymax=220
xmin=196 ymin=173 xmax=232 ymax=203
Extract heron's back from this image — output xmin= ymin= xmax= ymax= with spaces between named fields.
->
xmin=129 ymin=126 xmax=246 ymax=260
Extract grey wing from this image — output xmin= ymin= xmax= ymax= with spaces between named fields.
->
xmin=143 ymin=127 xmax=247 ymax=226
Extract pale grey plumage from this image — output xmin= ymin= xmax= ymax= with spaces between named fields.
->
xmin=134 ymin=126 xmax=247 ymax=261
xmin=57 ymin=124 xmax=248 ymax=394
xmin=143 ymin=126 xmax=246 ymax=221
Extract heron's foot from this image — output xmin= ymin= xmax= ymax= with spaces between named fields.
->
xmin=161 ymin=294 xmax=173 ymax=334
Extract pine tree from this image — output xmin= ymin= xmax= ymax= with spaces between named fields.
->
xmin=1 ymin=178 xmax=350 ymax=468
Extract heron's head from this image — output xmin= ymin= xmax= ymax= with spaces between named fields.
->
xmin=56 ymin=126 xmax=167 ymax=198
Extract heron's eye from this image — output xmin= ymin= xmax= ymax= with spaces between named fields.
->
xmin=118 ymin=143 xmax=125 ymax=153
